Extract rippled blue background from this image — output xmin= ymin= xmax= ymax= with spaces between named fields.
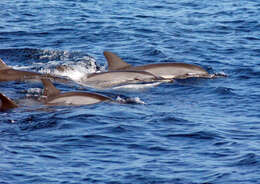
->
xmin=1 ymin=0 xmax=260 ymax=183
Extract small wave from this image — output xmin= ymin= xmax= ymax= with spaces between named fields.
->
xmin=103 ymin=125 xmax=129 ymax=134
xmin=0 ymin=48 xmax=92 ymax=63
xmin=156 ymin=116 xmax=193 ymax=125
xmin=82 ymin=134 xmax=111 ymax=140
xmin=231 ymin=153 xmax=259 ymax=167
xmin=148 ymin=145 xmax=171 ymax=152
xmin=19 ymin=117 xmax=58 ymax=131
xmin=214 ymin=87 xmax=236 ymax=96
xmin=166 ymin=131 xmax=221 ymax=140
xmin=234 ymin=67 xmax=260 ymax=80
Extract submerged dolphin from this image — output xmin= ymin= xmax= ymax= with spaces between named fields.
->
xmin=0 ymin=93 xmax=18 ymax=111
xmin=103 ymin=51 xmax=213 ymax=79
xmin=79 ymin=70 xmax=171 ymax=89
xmin=0 ymin=58 xmax=69 ymax=83
xmin=41 ymin=79 xmax=112 ymax=106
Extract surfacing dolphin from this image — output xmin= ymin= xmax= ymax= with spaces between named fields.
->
xmin=0 ymin=93 xmax=18 ymax=111
xmin=0 ymin=58 xmax=69 ymax=83
xmin=0 ymin=79 xmax=112 ymax=110
xmin=103 ymin=51 xmax=218 ymax=79
xmin=79 ymin=70 xmax=172 ymax=89
xmin=41 ymin=79 xmax=112 ymax=106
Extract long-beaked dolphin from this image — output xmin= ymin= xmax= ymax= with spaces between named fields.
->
xmin=0 ymin=93 xmax=18 ymax=111
xmin=79 ymin=70 xmax=172 ymax=89
xmin=0 ymin=58 xmax=69 ymax=83
xmin=103 ymin=51 xmax=214 ymax=79
xmin=41 ymin=79 xmax=112 ymax=106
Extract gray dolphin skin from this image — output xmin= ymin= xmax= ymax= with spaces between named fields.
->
xmin=80 ymin=70 xmax=171 ymax=89
xmin=103 ymin=51 xmax=211 ymax=79
xmin=0 ymin=58 xmax=69 ymax=83
xmin=0 ymin=93 xmax=18 ymax=111
xmin=41 ymin=79 xmax=112 ymax=106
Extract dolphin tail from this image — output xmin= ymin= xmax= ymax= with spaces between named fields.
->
xmin=103 ymin=51 xmax=132 ymax=71
xmin=0 ymin=93 xmax=18 ymax=111
xmin=41 ymin=79 xmax=61 ymax=98
xmin=0 ymin=58 xmax=11 ymax=69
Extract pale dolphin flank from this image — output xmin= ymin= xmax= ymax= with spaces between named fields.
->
xmin=103 ymin=51 xmax=213 ymax=79
xmin=79 ymin=70 xmax=172 ymax=89
xmin=0 ymin=58 xmax=69 ymax=83
xmin=41 ymin=79 xmax=112 ymax=106
xmin=0 ymin=93 xmax=18 ymax=111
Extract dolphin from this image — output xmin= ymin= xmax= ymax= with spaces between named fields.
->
xmin=0 ymin=93 xmax=18 ymax=111
xmin=103 ymin=51 xmax=213 ymax=79
xmin=41 ymin=79 xmax=112 ymax=106
xmin=0 ymin=58 xmax=69 ymax=83
xmin=0 ymin=79 xmax=111 ymax=110
xmin=79 ymin=70 xmax=172 ymax=89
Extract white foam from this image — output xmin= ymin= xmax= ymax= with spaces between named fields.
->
xmin=115 ymin=96 xmax=145 ymax=104
xmin=52 ymin=64 xmax=91 ymax=81
xmin=217 ymin=71 xmax=227 ymax=77
xmin=39 ymin=57 xmax=101 ymax=82
xmin=132 ymin=97 xmax=145 ymax=104
xmin=208 ymin=72 xmax=228 ymax=78
xmin=26 ymin=88 xmax=43 ymax=94
xmin=7 ymin=49 xmax=102 ymax=84
xmin=12 ymin=65 xmax=33 ymax=70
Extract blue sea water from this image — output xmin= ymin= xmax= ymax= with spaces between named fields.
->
xmin=0 ymin=0 xmax=260 ymax=183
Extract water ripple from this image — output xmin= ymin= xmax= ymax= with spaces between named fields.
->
xmin=165 ymin=131 xmax=221 ymax=140
xmin=234 ymin=153 xmax=259 ymax=166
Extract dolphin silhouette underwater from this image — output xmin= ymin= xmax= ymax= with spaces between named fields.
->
xmin=79 ymin=70 xmax=172 ymax=89
xmin=0 ymin=58 xmax=69 ymax=83
xmin=103 ymin=51 xmax=219 ymax=79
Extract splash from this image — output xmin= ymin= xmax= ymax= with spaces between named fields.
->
xmin=116 ymin=96 xmax=145 ymax=104
xmin=0 ymin=48 xmax=101 ymax=81
xmin=40 ymin=57 xmax=99 ymax=81
xmin=28 ymin=49 xmax=102 ymax=81
xmin=208 ymin=72 xmax=228 ymax=78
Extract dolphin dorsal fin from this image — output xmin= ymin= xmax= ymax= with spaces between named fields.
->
xmin=0 ymin=93 xmax=18 ymax=111
xmin=41 ymin=79 xmax=61 ymax=98
xmin=103 ymin=51 xmax=132 ymax=71
xmin=0 ymin=58 xmax=10 ymax=70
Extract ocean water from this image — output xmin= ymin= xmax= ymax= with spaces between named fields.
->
xmin=0 ymin=0 xmax=260 ymax=183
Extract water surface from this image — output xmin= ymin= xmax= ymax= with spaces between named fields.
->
xmin=0 ymin=0 xmax=260 ymax=183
